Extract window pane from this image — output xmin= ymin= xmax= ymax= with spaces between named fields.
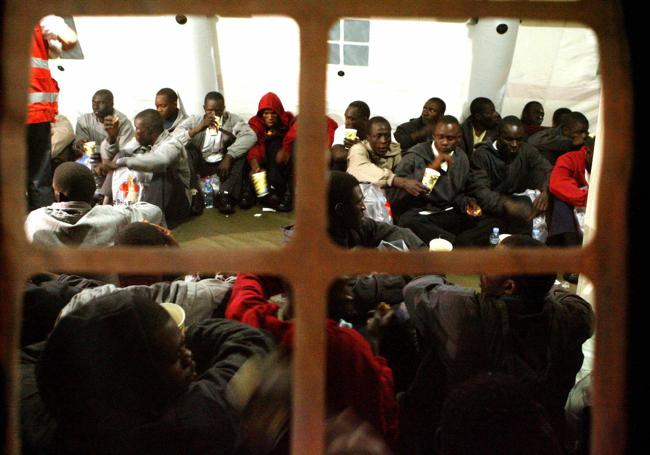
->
xmin=329 ymin=43 xmax=340 ymax=64
xmin=343 ymin=44 xmax=368 ymax=66
xmin=343 ymin=19 xmax=369 ymax=42
xmin=328 ymin=20 xmax=341 ymax=41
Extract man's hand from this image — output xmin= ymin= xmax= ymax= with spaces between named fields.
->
xmin=217 ymin=154 xmax=234 ymax=180
xmin=532 ymin=189 xmax=549 ymax=216
xmin=503 ymin=197 xmax=534 ymax=221
xmin=103 ymin=115 xmax=119 ymax=144
xmin=95 ymin=160 xmax=119 ymax=176
xmin=429 ymin=153 xmax=454 ymax=171
xmin=393 ymin=176 xmax=429 ymax=197
xmin=466 ymin=200 xmax=483 ymax=217
xmin=275 ymin=149 xmax=290 ymax=166
xmin=249 ymin=158 xmax=262 ymax=175
xmin=343 ymin=137 xmax=360 ymax=149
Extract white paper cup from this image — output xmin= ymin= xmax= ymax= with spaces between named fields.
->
xmin=422 ymin=168 xmax=440 ymax=191
xmin=344 ymin=128 xmax=358 ymax=141
xmin=429 ymin=238 xmax=453 ymax=252
xmin=161 ymin=302 xmax=186 ymax=330
xmin=251 ymin=171 xmax=269 ymax=197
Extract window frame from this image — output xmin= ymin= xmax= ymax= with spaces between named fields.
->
xmin=0 ymin=2 xmax=630 ymax=455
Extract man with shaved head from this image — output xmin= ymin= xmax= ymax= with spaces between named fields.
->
xmin=100 ymin=109 xmax=192 ymax=227
xmin=24 ymin=162 xmax=161 ymax=247
xmin=468 ymin=116 xmax=552 ymax=236
xmin=394 ymin=97 xmax=446 ymax=152
xmin=459 ymin=97 xmax=501 ymax=157
xmin=528 ymin=111 xmax=589 ymax=165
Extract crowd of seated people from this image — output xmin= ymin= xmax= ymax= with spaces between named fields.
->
xmin=33 ymin=86 xmax=593 ymax=250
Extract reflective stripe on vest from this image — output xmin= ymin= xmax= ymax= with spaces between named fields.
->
xmin=31 ymin=57 xmax=50 ymax=69
xmin=29 ymin=92 xmax=59 ymax=103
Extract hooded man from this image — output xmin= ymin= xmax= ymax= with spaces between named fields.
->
xmin=247 ymin=92 xmax=296 ymax=211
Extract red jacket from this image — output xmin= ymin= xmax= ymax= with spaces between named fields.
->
xmin=281 ymin=115 xmax=338 ymax=155
xmin=27 ymin=25 xmax=59 ymax=124
xmin=247 ymin=92 xmax=296 ymax=163
xmin=549 ymin=146 xmax=589 ymax=207
xmin=226 ymin=274 xmax=399 ymax=441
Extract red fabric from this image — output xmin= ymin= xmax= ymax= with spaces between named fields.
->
xmin=281 ymin=115 xmax=339 ymax=155
xmin=27 ymin=25 xmax=59 ymax=124
xmin=226 ymin=274 xmax=399 ymax=442
xmin=247 ymin=92 xmax=296 ymax=162
xmin=549 ymin=146 xmax=589 ymax=207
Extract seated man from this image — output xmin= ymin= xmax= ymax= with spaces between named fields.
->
xmin=330 ymin=100 xmax=371 ymax=171
xmin=400 ymin=235 xmax=594 ymax=452
xmin=58 ymin=222 xmax=234 ymax=325
xmin=521 ymin=100 xmax=546 ymax=138
xmin=248 ymin=92 xmax=296 ymax=212
xmin=102 ymin=109 xmax=192 ymax=227
xmin=25 ymin=162 xmax=162 ymax=247
xmin=551 ymin=107 xmax=571 ymax=128
xmin=175 ymin=91 xmax=256 ymax=214
xmin=328 ymin=171 xmax=424 ymax=250
xmin=394 ymin=97 xmax=446 ymax=152
xmin=347 ymin=116 xmax=427 ymax=198
xmin=528 ymin=111 xmax=589 ymax=165
xmin=155 ymin=87 xmax=187 ymax=133
xmin=459 ymin=97 xmax=500 ymax=158
xmin=388 ymin=116 xmax=485 ymax=246
xmin=469 ymin=116 xmax=552 ymax=236
xmin=22 ymin=292 xmax=273 ymax=454
xmin=547 ymin=136 xmax=594 ymax=247
xmin=74 ymin=89 xmax=134 ymax=190
xmin=225 ymin=273 xmax=399 ymax=443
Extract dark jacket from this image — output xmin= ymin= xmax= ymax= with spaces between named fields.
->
xmin=387 ymin=141 xmax=472 ymax=217
xmin=400 ymin=275 xmax=594 ymax=452
xmin=527 ymin=126 xmax=578 ymax=165
xmin=459 ymin=116 xmax=498 ymax=158
xmin=468 ymin=141 xmax=552 ymax=215
xmin=330 ymin=217 xmax=425 ymax=250
xmin=394 ymin=117 xmax=428 ymax=152
xmin=27 ymin=291 xmax=274 ymax=454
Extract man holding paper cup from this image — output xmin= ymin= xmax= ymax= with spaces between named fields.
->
xmin=387 ymin=116 xmax=486 ymax=246
xmin=174 ymin=92 xmax=257 ymax=214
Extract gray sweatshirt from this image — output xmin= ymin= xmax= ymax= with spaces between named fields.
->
xmin=174 ymin=112 xmax=257 ymax=160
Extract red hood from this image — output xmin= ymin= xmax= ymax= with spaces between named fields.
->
xmin=257 ymin=92 xmax=286 ymax=117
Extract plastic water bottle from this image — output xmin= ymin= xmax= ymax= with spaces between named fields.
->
xmin=489 ymin=227 xmax=500 ymax=246
xmin=532 ymin=227 xmax=542 ymax=241
xmin=202 ymin=177 xmax=214 ymax=208
xmin=210 ymin=175 xmax=221 ymax=193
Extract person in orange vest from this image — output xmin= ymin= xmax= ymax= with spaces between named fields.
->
xmin=26 ymin=16 xmax=77 ymax=211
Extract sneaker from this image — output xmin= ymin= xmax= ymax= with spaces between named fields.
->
xmin=215 ymin=191 xmax=235 ymax=215
xmin=277 ymin=189 xmax=293 ymax=212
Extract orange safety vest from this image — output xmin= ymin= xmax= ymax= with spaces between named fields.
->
xmin=27 ymin=25 xmax=59 ymax=124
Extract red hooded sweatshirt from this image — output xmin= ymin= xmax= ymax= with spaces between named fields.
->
xmin=549 ymin=146 xmax=589 ymax=207
xmin=247 ymin=92 xmax=296 ymax=163
xmin=225 ymin=274 xmax=399 ymax=443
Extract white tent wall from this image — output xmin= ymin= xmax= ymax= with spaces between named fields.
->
xmin=49 ymin=16 xmax=600 ymax=131
xmin=51 ymin=15 xmax=220 ymax=126
xmin=501 ymin=24 xmax=601 ymax=128
xmin=325 ymin=19 xmax=473 ymax=126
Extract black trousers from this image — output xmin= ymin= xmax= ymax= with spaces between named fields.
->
xmin=398 ymin=208 xmax=497 ymax=246
xmin=26 ymin=122 xmax=54 ymax=211
xmin=187 ymin=148 xmax=248 ymax=201
xmin=263 ymin=138 xmax=293 ymax=197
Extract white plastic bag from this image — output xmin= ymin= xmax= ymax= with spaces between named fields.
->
xmin=514 ymin=189 xmax=548 ymax=242
xmin=359 ymin=182 xmax=393 ymax=224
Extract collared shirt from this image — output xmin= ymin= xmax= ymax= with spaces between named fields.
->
xmin=432 ymin=142 xmax=455 ymax=173
xmin=201 ymin=129 xmax=224 ymax=162
xmin=472 ymin=127 xmax=487 ymax=146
